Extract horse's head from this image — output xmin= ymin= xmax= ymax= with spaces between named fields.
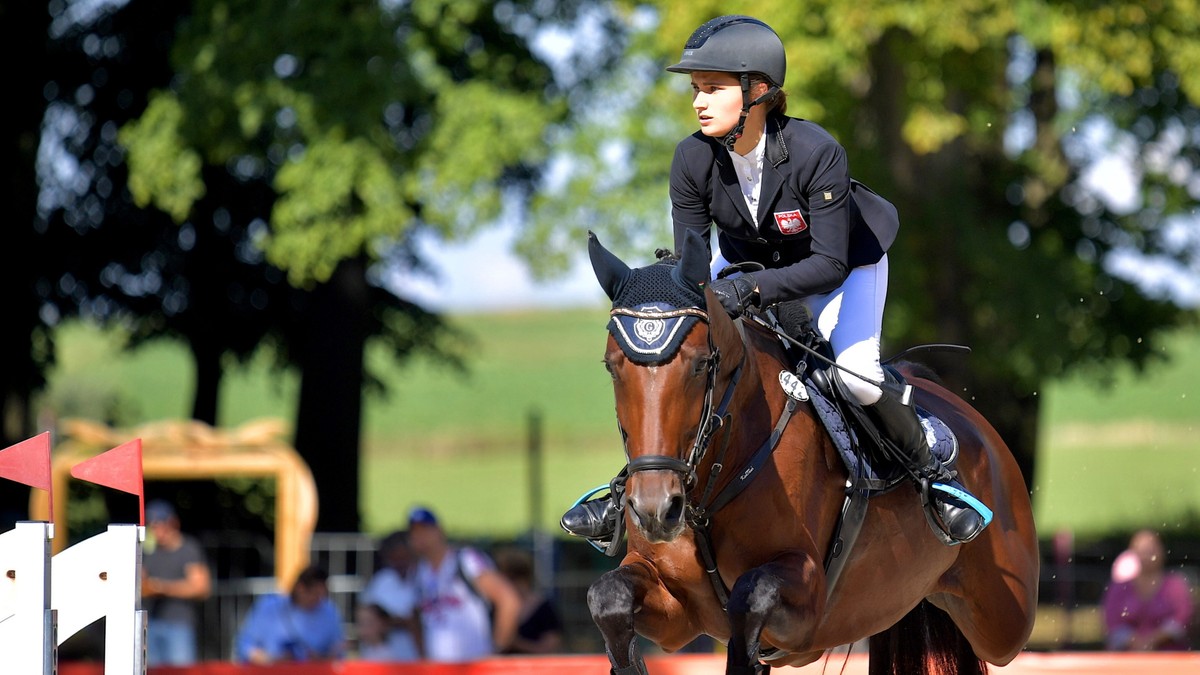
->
xmin=590 ymin=230 xmax=746 ymax=543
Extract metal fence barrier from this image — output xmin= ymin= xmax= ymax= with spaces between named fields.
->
xmin=118 ymin=530 xmax=1200 ymax=662
xmin=188 ymin=531 xmax=614 ymax=661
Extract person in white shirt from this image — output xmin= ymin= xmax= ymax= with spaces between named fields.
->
xmin=406 ymin=506 xmax=521 ymax=661
xmin=358 ymin=529 xmax=422 ymax=660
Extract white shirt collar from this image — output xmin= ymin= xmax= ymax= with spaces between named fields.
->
xmin=727 ymin=131 xmax=766 ymax=175
xmin=727 ymin=132 xmax=767 ymax=224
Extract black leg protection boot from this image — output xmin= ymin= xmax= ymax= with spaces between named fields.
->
xmin=867 ymin=380 xmax=987 ymax=544
xmin=561 ymin=495 xmax=619 ymax=540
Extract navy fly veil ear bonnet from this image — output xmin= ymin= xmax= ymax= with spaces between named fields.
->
xmin=588 ymin=231 xmax=709 ymax=364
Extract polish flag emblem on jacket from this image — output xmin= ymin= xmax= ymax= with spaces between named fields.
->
xmin=774 ymin=209 xmax=808 ymax=234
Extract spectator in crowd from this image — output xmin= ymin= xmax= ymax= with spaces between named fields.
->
xmin=353 ymin=603 xmax=395 ymax=661
xmin=1102 ymin=529 xmax=1194 ymax=651
xmin=358 ymin=529 xmax=422 ymax=660
xmin=407 ymin=506 xmax=521 ymax=661
xmin=234 ymin=564 xmax=346 ymax=664
xmin=494 ymin=547 xmax=565 ymax=654
xmin=141 ymin=499 xmax=212 ymax=666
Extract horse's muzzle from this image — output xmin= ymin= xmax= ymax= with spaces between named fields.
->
xmin=628 ymin=490 xmax=687 ymax=543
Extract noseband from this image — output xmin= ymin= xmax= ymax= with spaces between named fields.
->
xmin=614 ymin=305 xmax=746 ymax=494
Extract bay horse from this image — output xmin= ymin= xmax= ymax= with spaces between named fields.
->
xmin=584 ymin=230 xmax=1039 ymax=675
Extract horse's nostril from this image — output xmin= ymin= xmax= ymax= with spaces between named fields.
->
xmin=664 ymin=495 xmax=685 ymax=523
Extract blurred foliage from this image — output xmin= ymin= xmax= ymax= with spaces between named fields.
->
xmin=213 ymin=476 xmax=278 ymax=528
xmin=119 ymin=0 xmax=617 ymax=287
xmin=519 ymin=1 xmax=1200 ymax=481
xmin=33 ymin=0 xmax=625 ymax=529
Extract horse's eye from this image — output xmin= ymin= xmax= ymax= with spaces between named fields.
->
xmin=693 ymin=356 xmax=711 ymax=376
xmin=603 ymin=359 xmax=617 ymax=380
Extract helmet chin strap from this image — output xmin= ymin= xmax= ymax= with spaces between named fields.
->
xmin=722 ymin=73 xmax=780 ymax=150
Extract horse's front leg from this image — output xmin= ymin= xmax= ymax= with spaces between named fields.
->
xmin=588 ymin=558 xmax=686 ymax=675
xmin=726 ymin=551 xmax=824 ymax=675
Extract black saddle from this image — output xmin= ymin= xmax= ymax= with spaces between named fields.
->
xmin=764 ymin=301 xmax=923 ymax=482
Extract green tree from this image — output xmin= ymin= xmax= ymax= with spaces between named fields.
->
xmin=114 ymin=0 xmax=621 ymax=530
xmin=522 ymin=1 xmax=1200 ymax=486
xmin=40 ymin=0 xmax=293 ymax=427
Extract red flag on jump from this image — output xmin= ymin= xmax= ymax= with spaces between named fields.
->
xmin=0 ymin=432 xmax=54 ymax=522
xmin=0 ymin=432 xmax=52 ymax=491
xmin=71 ymin=438 xmax=145 ymax=525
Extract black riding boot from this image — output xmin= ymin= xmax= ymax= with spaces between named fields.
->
xmin=561 ymin=495 xmax=619 ymax=540
xmin=867 ymin=380 xmax=987 ymax=543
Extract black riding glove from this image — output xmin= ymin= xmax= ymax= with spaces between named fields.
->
xmin=708 ymin=274 xmax=759 ymax=318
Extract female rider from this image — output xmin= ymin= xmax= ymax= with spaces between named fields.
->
xmin=561 ymin=15 xmax=986 ymax=544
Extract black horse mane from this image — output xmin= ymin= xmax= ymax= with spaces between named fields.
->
xmin=654 ymin=247 xmax=679 ymax=263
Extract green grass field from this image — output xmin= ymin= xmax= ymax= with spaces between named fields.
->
xmin=1032 ymin=332 xmax=1200 ymax=538
xmin=41 ymin=310 xmax=1200 ymax=540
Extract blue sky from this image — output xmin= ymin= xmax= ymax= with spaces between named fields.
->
xmin=384 ymin=224 xmax=606 ymax=313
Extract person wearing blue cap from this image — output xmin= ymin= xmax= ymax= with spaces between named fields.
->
xmin=406 ymin=506 xmax=522 ymax=661
xmin=141 ymin=499 xmax=211 ymax=666
xmin=408 ymin=506 xmax=438 ymax=528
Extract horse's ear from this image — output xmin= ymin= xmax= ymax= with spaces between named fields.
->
xmin=676 ymin=229 xmax=711 ymax=291
xmin=588 ymin=231 xmax=630 ymax=301
xmin=704 ymin=286 xmax=745 ymax=361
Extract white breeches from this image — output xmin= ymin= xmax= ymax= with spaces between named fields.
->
xmin=711 ymin=251 xmax=889 ymax=405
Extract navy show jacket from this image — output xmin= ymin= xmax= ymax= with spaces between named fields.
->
xmin=670 ymin=114 xmax=900 ymax=306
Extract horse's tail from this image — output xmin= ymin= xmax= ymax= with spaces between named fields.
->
xmin=867 ymin=600 xmax=987 ymax=675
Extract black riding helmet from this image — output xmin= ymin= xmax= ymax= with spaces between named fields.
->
xmin=667 ymin=15 xmax=786 ymax=148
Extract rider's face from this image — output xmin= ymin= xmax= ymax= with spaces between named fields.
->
xmin=690 ymin=71 xmax=751 ymax=139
